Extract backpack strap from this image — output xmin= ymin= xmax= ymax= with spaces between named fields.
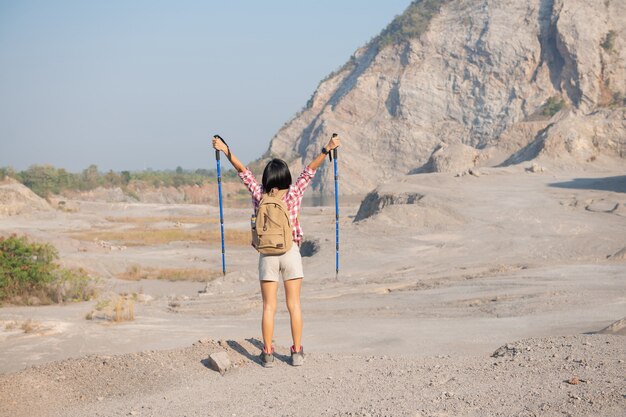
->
xmin=268 ymin=188 xmax=288 ymax=199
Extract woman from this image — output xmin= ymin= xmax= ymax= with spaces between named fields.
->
xmin=212 ymin=134 xmax=340 ymax=367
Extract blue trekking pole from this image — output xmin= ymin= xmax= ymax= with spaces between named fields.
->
xmin=213 ymin=134 xmax=226 ymax=276
xmin=329 ymin=133 xmax=339 ymax=278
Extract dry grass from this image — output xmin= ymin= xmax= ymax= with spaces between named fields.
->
xmin=105 ymin=216 xmax=218 ymax=225
xmin=18 ymin=319 xmax=45 ymax=333
xmin=86 ymin=294 xmax=135 ymax=322
xmin=118 ymin=265 xmax=222 ymax=282
xmin=113 ymin=297 xmax=134 ymax=322
xmin=2 ymin=319 xmax=45 ymax=333
xmin=71 ymin=227 xmax=250 ymax=246
xmin=3 ymin=321 xmax=17 ymax=331
xmin=21 ymin=319 xmax=39 ymax=333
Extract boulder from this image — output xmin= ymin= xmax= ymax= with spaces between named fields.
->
xmin=413 ymin=143 xmax=480 ymax=175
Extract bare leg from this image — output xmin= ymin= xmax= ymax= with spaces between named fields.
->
xmin=260 ymin=280 xmax=278 ymax=352
xmin=284 ymin=278 xmax=303 ymax=351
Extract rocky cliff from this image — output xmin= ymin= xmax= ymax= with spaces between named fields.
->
xmin=263 ymin=0 xmax=625 ymax=195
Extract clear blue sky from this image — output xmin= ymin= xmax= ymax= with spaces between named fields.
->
xmin=0 ymin=0 xmax=410 ymax=172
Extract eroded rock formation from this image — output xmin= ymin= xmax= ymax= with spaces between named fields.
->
xmin=262 ymin=0 xmax=625 ymax=195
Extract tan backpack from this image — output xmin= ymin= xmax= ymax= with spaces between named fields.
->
xmin=251 ymin=188 xmax=293 ymax=255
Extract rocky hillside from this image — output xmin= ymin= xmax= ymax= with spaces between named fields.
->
xmin=263 ymin=0 xmax=626 ymax=195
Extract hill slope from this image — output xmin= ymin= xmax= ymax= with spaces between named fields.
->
xmin=263 ymin=0 xmax=626 ymax=194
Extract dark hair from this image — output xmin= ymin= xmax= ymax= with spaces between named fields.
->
xmin=262 ymin=158 xmax=292 ymax=191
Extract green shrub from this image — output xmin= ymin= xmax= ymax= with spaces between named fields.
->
xmin=0 ymin=166 xmax=16 ymax=180
xmin=541 ymin=96 xmax=565 ymax=117
xmin=375 ymin=0 xmax=448 ymax=49
xmin=0 ymin=235 xmax=58 ymax=300
xmin=0 ymin=235 xmax=97 ymax=304
xmin=602 ymin=30 xmax=616 ymax=52
xmin=50 ymin=268 xmax=98 ymax=303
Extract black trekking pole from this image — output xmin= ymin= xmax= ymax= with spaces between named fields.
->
xmin=329 ymin=133 xmax=339 ymax=279
xmin=213 ymin=134 xmax=227 ymax=276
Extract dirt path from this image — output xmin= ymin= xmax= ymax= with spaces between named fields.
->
xmin=1 ymin=335 xmax=624 ymax=417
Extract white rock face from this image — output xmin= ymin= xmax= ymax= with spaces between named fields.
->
xmin=264 ymin=0 xmax=626 ymax=195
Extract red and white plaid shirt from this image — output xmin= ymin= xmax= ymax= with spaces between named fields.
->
xmin=239 ymin=167 xmax=316 ymax=245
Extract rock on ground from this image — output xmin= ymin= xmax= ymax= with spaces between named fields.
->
xmin=207 ymin=351 xmax=231 ymax=375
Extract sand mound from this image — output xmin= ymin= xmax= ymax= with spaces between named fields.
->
xmin=0 ymin=178 xmax=52 ymax=217
xmin=608 ymin=247 xmax=626 ymax=261
xmin=354 ymin=190 xmax=465 ymax=229
xmin=412 ymin=143 xmax=480 ymax=174
xmin=503 ymin=109 xmax=626 ymax=166
xmin=597 ymin=317 xmax=626 ymax=336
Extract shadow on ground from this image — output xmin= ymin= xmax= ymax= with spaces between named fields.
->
xmin=238 ymin=338 xmax=291 ymax=364
xmin=549 ymin=175 xmax=626 ymax=193
xmin=227 ymin=339 xmax=263 ymax=365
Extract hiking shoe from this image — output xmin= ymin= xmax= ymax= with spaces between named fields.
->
xmin=260 ymin=348 xmax=275 ymax=368
xmin=290 ymin=345 xmax=304 ymax=366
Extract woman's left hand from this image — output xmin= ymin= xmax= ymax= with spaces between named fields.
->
xmin=212 ymin=136 xmax=229 ymax=153
xmin=325 ymin=135 xmax=340 ymax=151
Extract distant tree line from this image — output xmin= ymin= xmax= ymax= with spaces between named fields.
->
xmin=0 ymin=164 xmax=239 ymax=198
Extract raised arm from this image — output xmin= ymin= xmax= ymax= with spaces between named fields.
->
xmin=212 ymin=135 xmax=246 ymax=173
xmin=308 ymin=134 xmax=341 ymax=171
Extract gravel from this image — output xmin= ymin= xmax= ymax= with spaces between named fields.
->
xmin=0 ymin=334 xmax=624 ymax=417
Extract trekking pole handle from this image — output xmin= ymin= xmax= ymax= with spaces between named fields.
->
xmin=329 ymin=133 xmax=338 ymax=162
xmin=213 ymin=134 xmax=228 ymax=161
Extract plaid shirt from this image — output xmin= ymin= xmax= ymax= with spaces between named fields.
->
xmin=239 ymin=167 xmax=316 ymax=245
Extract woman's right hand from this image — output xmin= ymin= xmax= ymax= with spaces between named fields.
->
xmin=212 ymin=135 xmax=229 ymax=153
xmin=325 ymin=135 xmax=340 ymax=151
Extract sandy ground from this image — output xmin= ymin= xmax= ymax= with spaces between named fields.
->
xmin=0 ymin=165 xmax=625 ymax=416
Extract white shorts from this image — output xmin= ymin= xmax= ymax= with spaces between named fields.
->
xmin=258 ymin=244 xmax=304 ymax=282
